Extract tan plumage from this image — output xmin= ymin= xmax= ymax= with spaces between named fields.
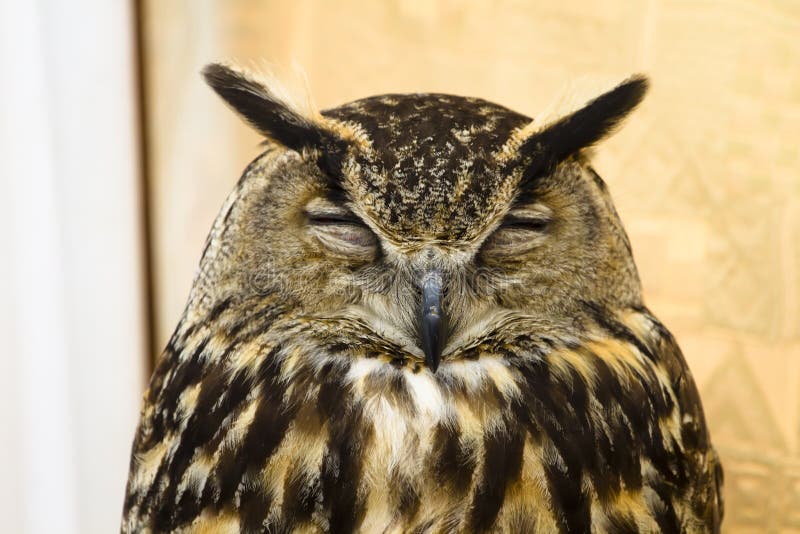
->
xmin=122 ymin=63 xmax=722 ymax=533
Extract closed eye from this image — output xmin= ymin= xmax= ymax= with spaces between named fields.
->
xmin=500 ymin=216 xmax=551 ymax=232
xmin=304 ymin=200 xmax=378 ymax=259
xmin=306 ymin=212 xmax=368 ymax=227
xmin=481 ymin=204 xmax=553 ymax=256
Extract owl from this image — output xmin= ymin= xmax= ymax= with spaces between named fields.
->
xmin=122 ymin=63 xmax=723 ymax=533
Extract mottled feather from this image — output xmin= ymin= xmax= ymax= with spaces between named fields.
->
xmin=123 ymin=64 xmax=721 ymax=533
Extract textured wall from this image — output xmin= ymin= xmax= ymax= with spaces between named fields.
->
xmin=140 ymin=1 xmax=800 ymax=530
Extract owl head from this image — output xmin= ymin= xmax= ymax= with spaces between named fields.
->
xmin=196 ymin=63 xmax=648 ymax=372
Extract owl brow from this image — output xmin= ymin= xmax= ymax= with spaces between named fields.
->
xmin=304 ymin=202 xmax=363 ymax=225
xmin=315 ymin=143 xmax=351 ymax=185
xmin=304 ymin=190 xmax=369 ymax=228
xmin=510 ymin=188 xmax=541 ymax=210
xmin=505 ymin=203 xmax=552 ymax=220
xmin=321 ymin=179 xmax=346 ymax=201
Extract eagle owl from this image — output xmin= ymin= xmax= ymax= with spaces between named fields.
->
xmin=123 ymin=63 xmax=723 ymax=533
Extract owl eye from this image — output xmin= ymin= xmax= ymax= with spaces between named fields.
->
xmin=499 ymin=216 xmax=551 ymax=232
xmin=305 ymin=203 xmax=378 ymax=258
xmin=307 ymin=213 xmax=365 ymax=226
xmin=483 ymin=206 xmax=552 ymax=255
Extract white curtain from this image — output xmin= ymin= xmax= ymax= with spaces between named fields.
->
xmin=0 ymin=1 xmax=147 ymax=533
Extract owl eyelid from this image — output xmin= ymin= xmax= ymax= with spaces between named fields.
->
xmin=500 ymin=202 xmax=553 ymax=232
xmin=304 ymin=196 xmax=368 ymax=225
xmin=500 ymin=215 xmax=552 ymax=232
xmin=305 ymin=210 xmax=368 ymax=227
xmin=305 ymin=202 xmax=378 ymax=257
xmin=309 ymin=220 xmax=378 ymax=258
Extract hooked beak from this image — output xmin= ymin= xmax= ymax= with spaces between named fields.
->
xmin=420 ymin=269 xmax=447 ymax=372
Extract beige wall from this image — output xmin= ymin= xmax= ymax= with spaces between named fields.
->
xmin=140 ymin=1 xmax=800 ymax=530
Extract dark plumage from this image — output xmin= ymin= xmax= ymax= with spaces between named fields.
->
xmin=122 ymin=63 xmax=722 ymax=533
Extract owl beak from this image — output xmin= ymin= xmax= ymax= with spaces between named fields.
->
xmin=420 ymin=269 xmax=447 ymax=372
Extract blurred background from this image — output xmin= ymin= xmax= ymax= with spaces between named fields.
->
xmin=1 ymin=1 xmax=798 ymax=532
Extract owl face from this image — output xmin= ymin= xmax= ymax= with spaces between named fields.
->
xmin=203 ymin=64 xmax=647 ymax=371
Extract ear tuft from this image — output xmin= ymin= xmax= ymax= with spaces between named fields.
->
xmin=515 ymin=75 xmax=649 ymax=178
xmin=539 ymin=74 xmax=648 ymax=156
xmin=202 ymin=62 xmax=328 ymax=152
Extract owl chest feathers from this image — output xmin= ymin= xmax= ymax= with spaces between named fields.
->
xmin=124 ymin=306 xmax=717 ymax=532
